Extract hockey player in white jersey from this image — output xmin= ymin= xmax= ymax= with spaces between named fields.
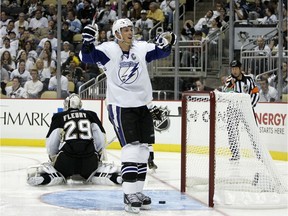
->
xmin=79 ymin=18 xmax=176 ymax=213
xmin=27 ymin=94 xmax=122 ymax=186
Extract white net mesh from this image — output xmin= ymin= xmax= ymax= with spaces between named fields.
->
xmin=183 ymin=91 xmax=287 ymax=208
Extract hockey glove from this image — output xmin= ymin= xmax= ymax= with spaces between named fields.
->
xmin=82 ymin=24 xmax=98 ymax=44
xmin=155 ymin=32 xmax=177 ymax=51
xmin=150 ymin=106 xmax=162 ymax=121
xmin=223 ymin=77 xmax=236 ymax=92
xmin=148 ymin=151 xmax=158 ymax=170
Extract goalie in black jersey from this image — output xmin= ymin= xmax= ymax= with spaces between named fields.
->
xmin=27 ymin=94 xmax=122 ymax=186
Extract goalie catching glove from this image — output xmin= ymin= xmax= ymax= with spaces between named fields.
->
xmin=82 ymin=24 xmax=99 ymax=44
xmin=155 ymin=32 xmax=177 ymax=51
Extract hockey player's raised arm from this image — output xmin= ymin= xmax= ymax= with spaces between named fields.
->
xmin=79 ymin=24 xmax=110 ymax=65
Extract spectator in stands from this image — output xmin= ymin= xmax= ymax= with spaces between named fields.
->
xmin=35 ymin=20 xmax=57 ymax=40
xmin=22 ymin=41 xmax=38 ymax=62
xmin=96 ymin=29 xmax=108 ymax=45
xmin=247 ymin=0 xmax=266 ymax=19
xmin=160 ymin=0 xmax=175 ymax=30
xmin=1 ymin=50 xmax=15 ymax=74
xmin=36 ymin=31 xmax=58 ymax=57
xmin=194 ymin=9 xmax=214 ymax=35
xmin=180 ymin=31 xmax=206 ymax=67
xmin=38 ymin=40 xmax=57 ymax=61
xmin=63 ymin=58 xmax=88 ymax=93
xmin=128 ymin=0 xmax=143 ymax=23
xmin=35 ymin=58 xmax=50 ymax=91
xmin=40 ymin=49 xmax=56 ymax=70
xmin=14 ymin=13 xmax=29 ymax=34
xmin=48 ymin=67 xmax=69 ymax=98
xmin=8 ymin=31 xmax=19 ymax=52
xmin=181 ymin=20 xmax=195 ymax=41
xmin=135 ymin=10 xmax=154 ymax=41
xmin=268 ymin=62 xmax=288 ymax=93
xmin=61 ymin=41 xmax=72 ymax=65
xmin=10 ymin=59 xmax=31 ymax=86
xmin=207 ymin=16 xmax=222 ymax=38
xmin=255 ymin=36 xmax=271 ymax=54
xmin=258 ymin=77 xmax=278 ymax=102
xmin=77 ymin=0 xmax=95 ymax=28
xmin=19 ymin=29 xmax=37 ymax=50
xmin=120 ymin=1 xmax=129 ymax=19
xmin=97 ymin=1 xmax=117 ymax=31
xmin=218 ymin=6 xmax=229 ymax=26
xmin=0 ymin=37 xmax=17 ymax=60
xmin=28 ymin=9 xmax=48 ymax=33
xmin=66 ymin=10 xmax=82 ymax=34
xmin=260 ymin=5 xmax=277 ymax=24
xmin=24 ymin=67 xmax=43 ymax=98
xmin=142 ymin=0 xmax=154 ymax=10
xmin=0 ymin=20 xmax=16 ymax=38
xmin=61 ymin=21 xmax=74 ymax=45
xmin=62 ymin=51 xmax=81 ymax=70
xmin=62 ymin=0 xmax=77 ymax=21
xmin=195 ymin=79 xmax=214 ymax=91
xmin=216 ymin=75 xmax=228 ymax=92
xmin=212 ymin=1 xmax=224 ymax=19
xmin=0 ymin=11 xmax=11 ymax=29
xmin=5 ymin=76 xmax=27 ymax=98
xmin=27 ymin=0 xmax=38 ymax=18
xmin=1 ymin=64 xmax=9 ymax=83
xmin=1 ymin=63 xmax=9 ymax=95
xmin=147 ymin=2 xmax=165 ymax=25
xmin=233 ymin=1 xmax=247 ymax=21
xmin=252 ymin=36 xmax=271 ymax=74
xmin=15 ymin=50 xmax=35 ymax=72
xmin=46 ymin=3 xmax=57 ymax=22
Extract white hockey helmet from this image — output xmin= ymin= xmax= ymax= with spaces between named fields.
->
xmin=63 ymin=93 xmax=82 ymax=111
xmin=112 ymin=18 xmax=134 ymax=39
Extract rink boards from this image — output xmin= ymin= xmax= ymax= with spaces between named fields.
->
xmin=0 ymin=99 xmax=287 ymax=160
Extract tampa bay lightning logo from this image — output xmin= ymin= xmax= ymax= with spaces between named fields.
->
xmin=118 ymin=61 xmax=139 ymax=84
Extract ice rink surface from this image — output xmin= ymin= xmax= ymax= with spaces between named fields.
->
xmin=0 ymin=146 xmax=287 ymax=216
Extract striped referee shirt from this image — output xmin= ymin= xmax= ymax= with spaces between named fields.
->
xmin=225 ymin=74 xmax=260 ymax=108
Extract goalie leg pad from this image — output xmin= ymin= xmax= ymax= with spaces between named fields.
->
xmin=27 ymin=162 xmax=66 ymax=186
xmin=86 ymin=162 xmax=122 ymax=185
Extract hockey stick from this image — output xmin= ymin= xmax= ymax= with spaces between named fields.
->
xmin=166 ymin=114 xmax=181 ymax=117
xmin=91 ymin=10 xmax=98 ymax=26
xmin=101 ymin=135 xmax=118 ymax=161
xmin=105 ymin=135 xmax=118 ymax=148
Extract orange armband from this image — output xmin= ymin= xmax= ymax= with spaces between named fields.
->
xmin=251 ymin=86 xmax=259 ymax=94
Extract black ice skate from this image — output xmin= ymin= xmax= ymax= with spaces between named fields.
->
xmin=136 ymin=192 xmax=151 ymax=210
xmin=124 ymin=193 xmax=142 ymax=214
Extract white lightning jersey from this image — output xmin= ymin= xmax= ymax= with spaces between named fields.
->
xmin=80 ymin=40 xmax=171 ymax=107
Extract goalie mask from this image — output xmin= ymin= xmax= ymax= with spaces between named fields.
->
xmin=112 ymin=18 xmax=134 ymax=41
xmin=64 ymin=93 xmax=82 ymax=111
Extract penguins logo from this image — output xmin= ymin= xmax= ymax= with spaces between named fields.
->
xmin=153 ymin=106 xmax=171 ymax=132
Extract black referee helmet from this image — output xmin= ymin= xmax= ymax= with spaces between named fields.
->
xmin=230 ymin=59 xmax=242 ymax=67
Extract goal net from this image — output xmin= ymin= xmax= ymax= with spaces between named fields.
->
xmin=181 ymin=91 xmax=287 ymax=208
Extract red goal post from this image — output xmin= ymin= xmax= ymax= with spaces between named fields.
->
xmin=181 ymin=91 xmax=287 ymax=208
